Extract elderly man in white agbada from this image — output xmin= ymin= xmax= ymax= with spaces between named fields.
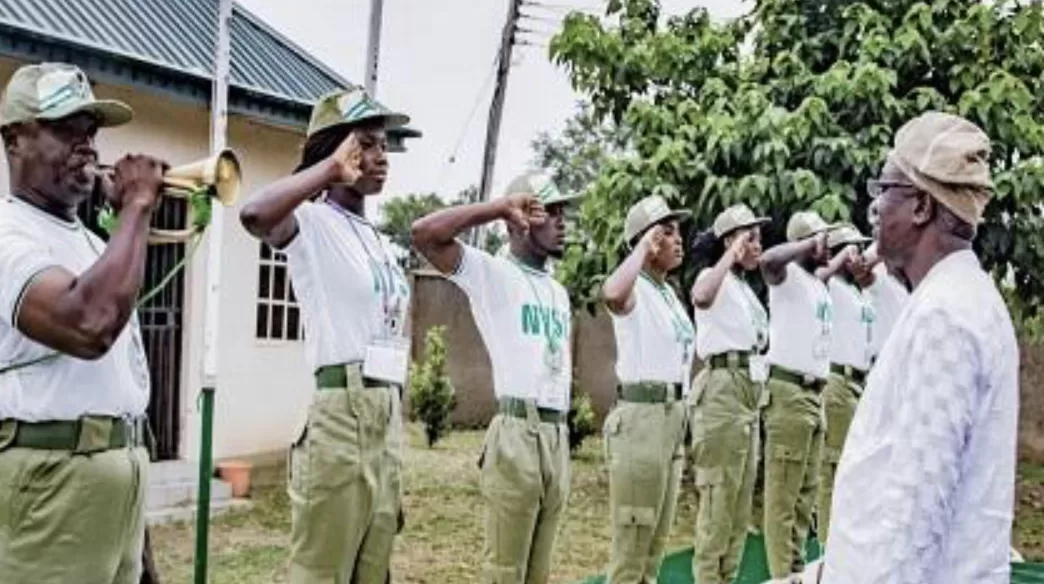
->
xmin=817 ymin=112 xmax=1020 ymax=584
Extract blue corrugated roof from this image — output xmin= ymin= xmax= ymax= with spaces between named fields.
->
xmin=0 ymin=0 xmax=350 ymax=106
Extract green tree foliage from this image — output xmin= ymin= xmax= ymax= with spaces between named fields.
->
xmin=409 ymin=325 xmax=457 ymax=447
xmin=531 ymin=101 xmax=629 ymax=195
xmin=548 ymin=0 xmax=1044 ymax=324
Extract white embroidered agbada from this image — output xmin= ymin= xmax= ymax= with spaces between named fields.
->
xmin=822 ymin=250 xmax=1019 ymax=584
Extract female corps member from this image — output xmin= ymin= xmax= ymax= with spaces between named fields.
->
xmin=239 ymin=88 xmax=410 ymax=583
xmin=600 ymin=195 xmax=695 ymax=583
xmin=688 ymin=204 xmax=770 ymax=584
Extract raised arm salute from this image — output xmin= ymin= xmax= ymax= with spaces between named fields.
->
xmin=240 ymin=87 xmax=411 ymax=584
xmin=413 ymin=172 xmax=581 ymax=584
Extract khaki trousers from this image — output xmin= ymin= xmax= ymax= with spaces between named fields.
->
xmin=690 ymin=365 xmax=760 ymax=584
xmin=604 ymin=396 xmax=687 ymax=584
xmin=0 ymin=444 xmax=148 ymax=584
xmin=761 ymin=377 xmax=824 ymax=578
xmin=288 ymin=366 xmax=404 ymax=584
xmin=479 ymin=408 xmax=571 ymax=584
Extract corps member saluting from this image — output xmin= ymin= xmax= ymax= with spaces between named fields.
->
xmin=600 ymin=195 xmax=694 ymax=583
xmin=815 ymin=224 xmax=875 ymax=547
xmin=240 ymin=87 xmax=411 ymax=583
xmin=411 ymin=172 xmax=580 ymax=584
xmin=688 ymin=204 xmax=770 ymax=584
xmin=758 ymin=210 xmax=841 ymax=583
xmin=0 ymin=63 xmax=159 ymax=583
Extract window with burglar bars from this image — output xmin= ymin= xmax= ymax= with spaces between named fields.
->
xmin=256 ymin=243 xmax=304 ymax=341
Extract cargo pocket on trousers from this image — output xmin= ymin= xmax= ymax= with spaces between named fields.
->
xmin=614 ymin=505 xmax=656 ymax=552
xmin=767 ymin=444 xmax=804 ymax=494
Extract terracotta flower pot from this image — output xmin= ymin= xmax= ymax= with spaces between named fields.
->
xmin=217 ymin=460 xmax=252 ymax=498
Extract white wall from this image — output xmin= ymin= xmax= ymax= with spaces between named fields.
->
xmin=0 ymin=57 xmax=314 ymax=461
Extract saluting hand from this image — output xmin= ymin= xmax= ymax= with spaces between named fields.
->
xmin=500 ymin=193 xmax=547 ymax=232
xmin=727 ymin=229 xmax=753 ymax=262
xmin=640 ymin=225 xmax=666 ymax=258
xmin=330 ymin=132 xmax=364 ymax=186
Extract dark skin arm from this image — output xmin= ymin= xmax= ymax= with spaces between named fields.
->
xmin=602 ymin=226 xmax=663 ymax=315
xmin=240 ymin=135 xmax=362 ymax=248
xmin=15 ymin=156 xmax=163 ymax=360
xmin=759 ymin=232 xmax=826 ymax=286
xmin=815 ymin=244 xmax=857 ymax=282
xmin=691 ymin=231 xmax=750 ymax=310
xmin=411 ymin=194 xmax=542 ymax=274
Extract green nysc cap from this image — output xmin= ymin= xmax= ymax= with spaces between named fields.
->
xmin=503 ymin=172 xmax=582 ymax=207
xmin=0 ymin=62 xmax=133 ymax=128
xmin=306 ymin=86 xmax=410 ymax=138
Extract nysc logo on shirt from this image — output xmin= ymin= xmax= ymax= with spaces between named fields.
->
xmin=521 ymin=304 xmax=569 ymax=345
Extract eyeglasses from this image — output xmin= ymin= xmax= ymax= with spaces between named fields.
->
xmin=866 ymin=178 xmax=917 ymax=200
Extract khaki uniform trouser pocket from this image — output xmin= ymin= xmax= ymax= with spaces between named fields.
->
xmin=480 ymin=412 xmax=570 ymax=584
xmin=0 ymin=446 xmax=148 ymax=584
xmin=761 ymin=377 xmax=823 ymax=579
xmin=288 ymin=380 xmax=402 ymax=584
xmin=690 ymin=366 xmax=760 ymax=584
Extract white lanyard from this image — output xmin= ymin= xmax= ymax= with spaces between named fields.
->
xmin=325 ymin=198 xmax=402 ymax=336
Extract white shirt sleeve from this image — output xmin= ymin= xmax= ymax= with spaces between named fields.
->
xmin=0 ymin=230 xmax=58 ymax=325
xmin=878 ymin=309 xmax=978 ymax=582
xmin=448 ymin=245 xmax=505 ymax=311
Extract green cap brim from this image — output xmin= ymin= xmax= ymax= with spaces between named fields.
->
xmin=542 ymin=192 xmax=584 ymax=207
xmin=36 ymin=98 xmax=133 ymax=128
xmin=310 ymin=111 xmax=411 ymax=137
xmin=718 ymin=216 xmax=770 ymax=239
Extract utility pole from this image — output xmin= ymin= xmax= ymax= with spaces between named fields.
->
xmin=473 ymin=0 xmax=523 ymax=244
xmin=364 ymin=0 xmax=384 ymax=95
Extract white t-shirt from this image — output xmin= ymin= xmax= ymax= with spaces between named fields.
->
xmin=828 ymin=276 xmax=875 ymax=371
xmin=694 ymin=270 xmax=768 ymax=359
xmin=284 ymin=200 xmax=410 ymax=372
xmin=611 ymin=274 xmax=695 ymax=391
xmin=449 ymin=246 xmax=571 ymax=412
xmin=766 ymin=263 xmax=833 ymax=379
xmin=868 ymin=263 xmax=909 ymax=359
xmin=0 ymin=196 xmax=150 ymax=421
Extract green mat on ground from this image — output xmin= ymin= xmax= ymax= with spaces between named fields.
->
xmin=577 ymin=533 xmax=1044 ymax=583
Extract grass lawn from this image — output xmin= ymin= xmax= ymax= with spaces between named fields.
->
xmin=152 ymin=423 xmax=1044 ymax=583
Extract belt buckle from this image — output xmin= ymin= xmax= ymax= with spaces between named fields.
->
xmin=802 ymin=374 xmax=816 ymax=387
xmin=122 ymin=415 xmax=138 ymax=448
xmin=727 ymin=352 xmax=739 ymax=367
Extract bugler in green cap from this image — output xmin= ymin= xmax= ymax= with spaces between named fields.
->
xmin=503 ymin=171 xmax=581 ymax=207
xmin=0 ymin=62 xmax=133 ymax=128
xmin=306 ymin=86 xmax=409 ymax=138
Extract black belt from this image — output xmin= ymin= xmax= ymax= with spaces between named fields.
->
xmin=315 ymin=363 xmax=386 ymax=390
xmin=768 ymin=366 xmax=826 ymax=392
xmin=708 ymin=351 xmax=751 ymax=370
xmin=497 ymin=397 xmax=567 ymax=424
xmin=830 ymin=363 xmax=868 ymax=385
xmin=617 ymin=382 xmax=683 ymax=403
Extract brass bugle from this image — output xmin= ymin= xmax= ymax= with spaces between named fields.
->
xmin=95 ymin=149 xmax=242 ymax=244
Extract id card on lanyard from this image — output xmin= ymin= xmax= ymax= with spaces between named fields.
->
xmin=327 ymin=199 xmax=410 ymax=386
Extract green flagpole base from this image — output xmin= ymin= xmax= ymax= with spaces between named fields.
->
xmin=193 ymin=386 xmax=216 ymax=584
